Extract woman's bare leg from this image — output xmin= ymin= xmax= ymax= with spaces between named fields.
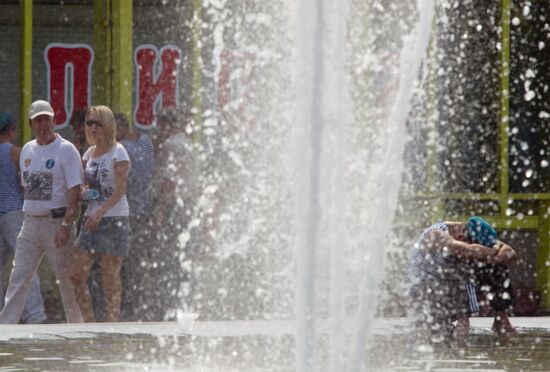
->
xmin=70 ymin=248 xmax=96 ymax=322
xmin=100 ymin=253 xmax=124 ymax=322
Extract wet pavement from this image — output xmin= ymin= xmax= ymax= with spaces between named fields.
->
xmin=0 ymin=317 xmax=548 ymax=371
xmin=366 ymin=317 xmax=550 ymax=371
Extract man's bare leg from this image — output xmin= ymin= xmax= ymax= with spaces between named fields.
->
xmin=492 ymin=311 xmax=517 ymax=334
xmin=454 ymin=314 xmax=470 ymax=345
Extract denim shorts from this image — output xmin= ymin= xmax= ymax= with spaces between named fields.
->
xmin=75 ymin=216 xmax=130 ymax=256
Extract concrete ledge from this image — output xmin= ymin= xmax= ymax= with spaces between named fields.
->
xmin=0 ymin=316 xmax=547 ymax=342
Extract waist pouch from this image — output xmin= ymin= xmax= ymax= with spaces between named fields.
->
xmin=50 ymin=207 xmax=67 ymax=218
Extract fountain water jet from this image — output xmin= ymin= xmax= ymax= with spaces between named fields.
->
xmin=0 ymin=1 xmax=440 ymax=371
xmin=290 ymin=0 xmax=435 ymax=371
xmin=347 ymin=1 xmax=435 ymax=371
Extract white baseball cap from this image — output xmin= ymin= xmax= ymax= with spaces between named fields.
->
xmin=28 ymin=100 xmax=54 ymax=120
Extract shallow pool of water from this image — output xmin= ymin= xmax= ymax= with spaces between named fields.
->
xmin=0 ymin=333 xmax=294 ymax=371
xmin=0 ymin=318 xmax=549 ymax=371
xmin=366 ymin=328 xmax=550 ymax=371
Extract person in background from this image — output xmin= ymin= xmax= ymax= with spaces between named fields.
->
xmin=71 ymin=105 xmax=131 ymax=322
xmin=406 ymin=217 xmax=517 ymax=344
xmin=69 ymin=108 xmax=90 ymax=236
xmin=0 ymin=101 xmax=83 ymax=324
xmin=114 ymin=112 xmax=154 ymax=321
xmin=148 ymin=107 xmax=197 ymax=320
xmin=0 ymin=112 xmax=47 ymax=324
xmin=70 ymin=108 xmax=89 ymax=156
xmin=154 ymin=107 xmax=197 ymax=229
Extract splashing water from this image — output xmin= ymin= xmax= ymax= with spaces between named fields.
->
xmin=0 ymin=1 xmax=437 ymax=371
xmin=289 ymin=0 xmax=435 ymax=371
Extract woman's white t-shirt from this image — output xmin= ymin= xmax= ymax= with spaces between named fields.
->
xmin=82 ymin=142 xmax=130 ymax=217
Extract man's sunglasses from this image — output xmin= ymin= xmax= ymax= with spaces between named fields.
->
xmin=85 ymin=120 xmax=103 ymax=127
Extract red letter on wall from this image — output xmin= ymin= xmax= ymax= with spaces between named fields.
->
xmin=216 ymin=49 xmax=255 ymax=116
xmin=45 ymin=43 xmax=93 ymax=128
xmin=134 ymin=45 xmax=181 ymax=128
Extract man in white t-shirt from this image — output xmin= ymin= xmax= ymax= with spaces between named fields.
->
xmin=0 ymin=100 xmax=84 ymax=324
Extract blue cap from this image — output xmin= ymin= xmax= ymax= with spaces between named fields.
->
xmin=467 ymin=216 xmax=497 ymax=247
xmin=0 ymin=112 xmax=15 ymax=131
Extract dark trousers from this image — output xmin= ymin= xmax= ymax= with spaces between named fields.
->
xmin=471 ymin=263 xmax=514 ymax=313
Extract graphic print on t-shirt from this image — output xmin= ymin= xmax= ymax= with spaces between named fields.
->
xmin=86 ymin=158 xmax=114 ymax=201
xmin=23 ymin=171 xmax=53 ymax=200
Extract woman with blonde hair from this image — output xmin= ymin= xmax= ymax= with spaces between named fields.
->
xmin=72 ymin=105 xmax=131 ymax=322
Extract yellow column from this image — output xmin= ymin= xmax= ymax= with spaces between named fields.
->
xmin=93 ymin=0 xmax=133 ymax=119
xmin=20 ymin=0 xmax=33 ymax=144
xmin=93 ymin=0 xmax=110 ymax=107
xmin=191 ymin=0 xmax=202 ymax=143
xmin=498 ymin=0 xmax=510 ymax=211
xmin=110 ymin=0 xmax=133 ymax=120
xmin=537 ymin=201 xmax=550 ymax=309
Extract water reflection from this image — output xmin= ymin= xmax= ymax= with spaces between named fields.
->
xmin=0 ymin=324 xmax=549 ymax=371
xmin=366 ymin=329 xmax=550 ymax=371
xmin=0 ymin=333 xmax=293 ymax=372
